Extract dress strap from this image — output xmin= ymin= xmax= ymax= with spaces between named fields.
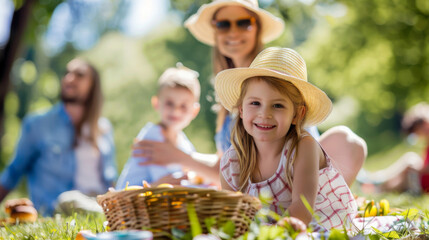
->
xmin=301 ymin=131 xmax=332 ymax=166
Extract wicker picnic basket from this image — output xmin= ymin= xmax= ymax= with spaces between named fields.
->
xmin=97 ymin=187 xmax=261 ymax=239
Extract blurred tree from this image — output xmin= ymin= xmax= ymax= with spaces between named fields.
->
xmin=0 ymin=0 xmax=129 ymax=165
xmin=0 ymin=0 xmax=38 ymax=164
xmin=301 ymin=0 xmax=429 ymax=153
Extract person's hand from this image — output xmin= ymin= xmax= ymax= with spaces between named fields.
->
xmin=277 ymin=216 xmax=307 ymax=233
xmin=132 ymin=140 xmax=191 ymax=166
xmin=152 ymin=173 xmax=188 ymax=186
xmin=419 ymin=165 xmax=429 ymax=174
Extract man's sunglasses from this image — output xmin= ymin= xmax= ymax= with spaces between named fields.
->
xmin=212 ymin=17 xmax=256 ymax=32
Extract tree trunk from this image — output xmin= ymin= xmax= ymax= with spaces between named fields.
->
xmin=0 ymin=0 xmax=36 ymax=163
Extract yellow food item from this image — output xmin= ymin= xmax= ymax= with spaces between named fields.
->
xmin=364 ymin=200 xmax=378 ymax=217
xmin=143 ymin=180 xmax=151 ymax=188
xmin=123 ymin=182 xmax=143 ymax=191
xmin=157 ymin=183 xmax=174 ymax=188
xmin=379 ymin=199 xmax=390 ymax=216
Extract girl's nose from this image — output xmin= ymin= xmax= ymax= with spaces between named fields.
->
xmin=259 ymin=108 xmax=273 ymax=119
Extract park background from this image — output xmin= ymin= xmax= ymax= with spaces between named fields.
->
xmin=0 ymin=0 xmax=428 ymax=198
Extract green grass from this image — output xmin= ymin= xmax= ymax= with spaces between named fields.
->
xmin=2 ymin=141 xmax=429 ymax=239
xmin=0 ymin=213 xmax=106 ymax=239
xmin=364 ymin=139 xmax=425 ymax=171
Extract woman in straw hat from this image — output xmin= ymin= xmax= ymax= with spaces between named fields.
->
xmin=216 ymin=47 xmax=357 ymax=229
xmin=185 ymin=0 xmax=286 ymax=155
xmin=134 ymin=0 xmax=366 ymax=187
xmin=133 ymin=0 xmax=284 ymax=185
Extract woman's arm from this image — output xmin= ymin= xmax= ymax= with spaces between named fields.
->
xmin=287 ymin=136 xmax=321 ymax=225
xmin=133 ymin=140 xmax=221 ymax=186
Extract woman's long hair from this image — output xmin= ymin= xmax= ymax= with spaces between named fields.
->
xmin=230 ymin=77 xmax=306 ymax=191
xmin=211 ymin=7 xmax=264 ymax=133
xmin=74 ymin=61 xmax=103 ymax=149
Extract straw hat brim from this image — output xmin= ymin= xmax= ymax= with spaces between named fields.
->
xmin=184 ymin=1 xmax=285 ymax=46
xmin=215 ymin=68 xmax=332 ymax=126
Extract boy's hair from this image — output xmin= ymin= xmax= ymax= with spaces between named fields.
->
xmin=230 ymin=76 xmax=306 ymax=190
xmin=402 ymin=102 xmax=429 ymax=135
xmin=158 ymin=63 xmax=201 ymax=101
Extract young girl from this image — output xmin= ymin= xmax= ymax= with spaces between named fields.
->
xmin=215 ymin=47 xmax=357 ymax=230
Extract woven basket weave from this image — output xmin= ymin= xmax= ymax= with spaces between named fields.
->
xmin=97 ymin=187 xmax=261 ymax=239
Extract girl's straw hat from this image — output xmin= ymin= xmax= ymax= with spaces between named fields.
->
xmin=214 ymin=47 xmax=332 ymax=126
xmin=184 ymin=0 xmax=285 ymax=46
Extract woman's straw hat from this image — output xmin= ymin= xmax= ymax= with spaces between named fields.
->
xmin=184 ymin=0 xmax=285 ymax=46
xmin=214 ymin=47 xmax=332 ymax=126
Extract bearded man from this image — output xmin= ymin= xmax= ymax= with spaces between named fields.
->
xmin=0 ymin=58 xmax=116 ymax=215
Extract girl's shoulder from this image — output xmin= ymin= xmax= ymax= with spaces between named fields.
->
xmin=296 ymin=133 xmax=327 ymax=168
xmin=292 ymin=133 xmax=320 ymax=151
xmin=298 ymin=133 xmax=318 ymax=145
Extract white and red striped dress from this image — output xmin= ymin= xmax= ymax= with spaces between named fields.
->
xmin=220 ymin=138 xmax=358 ymax=230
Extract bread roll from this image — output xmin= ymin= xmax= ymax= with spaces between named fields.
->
xmin=5 ymin=198 xmax=34 ymax=214
xmin=9 ymin=205 xmax=38 ymax=223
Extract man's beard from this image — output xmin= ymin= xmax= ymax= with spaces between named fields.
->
xmin=60 ymin=91 xmax=87 ymax=105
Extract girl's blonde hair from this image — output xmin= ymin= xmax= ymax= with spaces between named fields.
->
xmin=211 ymin=7 xmax=264 ymax=133
xmin=230 ymin=76 xmax=306 ymax=191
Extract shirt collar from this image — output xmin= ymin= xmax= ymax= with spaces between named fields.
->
xmin=58 ymin=102 xmax=73 ymax=126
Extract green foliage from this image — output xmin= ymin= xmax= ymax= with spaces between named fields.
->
xmin=0 ymin=213 xmax=107 ymax=239
xmin=301 ymin=0 xmax=429 ymax=154
xmin=187 ymin=203 xmax=203 ymax=237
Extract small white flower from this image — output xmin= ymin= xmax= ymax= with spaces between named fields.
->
xmin=70 ymin=219 xmax=76 ymax=228
xmin=193 ymin=234 xmax=221 ymax=240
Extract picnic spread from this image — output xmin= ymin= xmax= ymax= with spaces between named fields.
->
xmin=96 ymin=185 xmax=261 ymax=239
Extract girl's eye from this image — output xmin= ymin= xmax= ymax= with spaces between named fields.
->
xmin=273 ymin=103 xmax=284 ymax=108
xmin=250 ymin=101 xmax=260 ymax=106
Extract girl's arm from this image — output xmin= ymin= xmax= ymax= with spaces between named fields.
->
xmin=287 ymin=136 xmax=321 ymax=225
xmin=220 ymin=172 xmax=234 ymax=191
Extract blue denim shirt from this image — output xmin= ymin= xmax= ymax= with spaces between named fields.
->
xmin=214 ymin=114 xmax=321 ymax=153
xmin=0 ymin=103 xmax=117 ymax=215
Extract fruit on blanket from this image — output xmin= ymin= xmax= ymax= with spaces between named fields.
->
xmin=364 ymin=200 xmax=378 ymax=217
xmin=379 ymin=199 xmax=390 ymax=216
xmin=157 ymin=183 xmax=174 ymax=188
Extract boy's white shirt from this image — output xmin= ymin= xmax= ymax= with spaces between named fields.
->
xmin=115 ymin=122 xmax=195 ymax=189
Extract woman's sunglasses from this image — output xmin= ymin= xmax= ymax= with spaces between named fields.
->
xmin=212 ymin=17 xmax=256 ymax=32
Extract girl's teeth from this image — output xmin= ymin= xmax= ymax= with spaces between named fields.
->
xmin=256 ymin=124 xmax=274 ymax=129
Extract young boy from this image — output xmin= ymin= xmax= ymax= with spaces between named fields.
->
xmin=116 ymin=64 xmax=201 ymax=189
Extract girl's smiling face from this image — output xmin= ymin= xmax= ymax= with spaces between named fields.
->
xmin=239 ymin=78 xmax=297 ymax=145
